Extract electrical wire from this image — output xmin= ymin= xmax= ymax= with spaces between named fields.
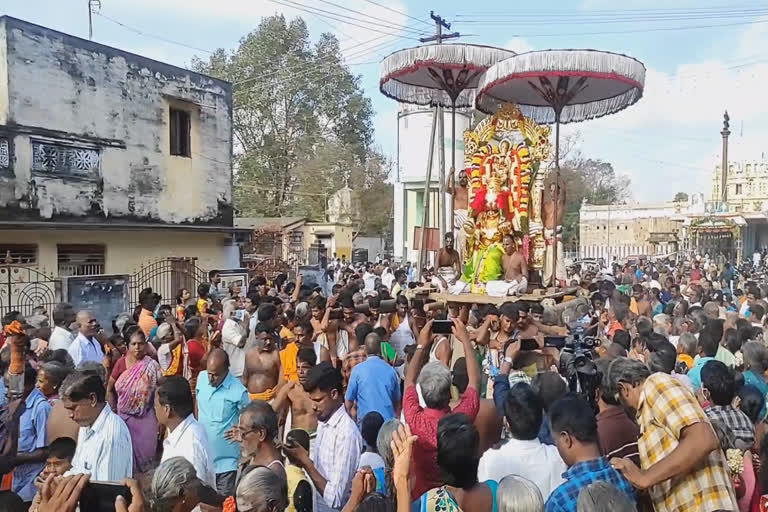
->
xmin=474 ymin=18 xmax=768 ymax=38
xmin=93 ymin=11 xmax=214 ymax=54
xmin=312 ymin=0 xmax=428 ymax=36
xmin=267 ymin=0 xmax=424 ymax=39
xmin=455 ymin=11 xmax=768 ymax=25
xmin=359 ymin=0 xmax=434 ymax=28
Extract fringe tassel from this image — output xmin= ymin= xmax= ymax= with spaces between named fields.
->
xmin=380 ymin=44 xmax=515 ymax=108
xmin=475 ymin=49 xmax=646 ymax=123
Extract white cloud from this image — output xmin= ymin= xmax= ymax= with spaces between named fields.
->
xmin=504 ymin=37 xmax=533 ymax=54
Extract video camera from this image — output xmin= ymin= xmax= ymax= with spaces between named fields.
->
xmin=557 ymin=311 xmax=601 ymax=411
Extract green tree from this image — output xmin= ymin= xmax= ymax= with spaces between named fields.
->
xmin=191 ymin=15 xmax=379 ymax=219
xmin=674 ymin=191 xmax=689 ymax=202
xmin=559 ymin=156 xmax=631 ymax=249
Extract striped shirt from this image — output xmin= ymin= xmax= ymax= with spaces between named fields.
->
xmin=596 ymin=405 xmax=640 ymax=466
xmin=66 ymin=404 xmax=133 ymax=480
xmin=311 ymin=404 xmax=362 ymax=512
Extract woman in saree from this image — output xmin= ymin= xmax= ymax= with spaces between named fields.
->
xmin=106 ymin=328 xmax=163 ymax=474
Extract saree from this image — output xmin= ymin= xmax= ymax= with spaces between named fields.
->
xmin=115 ymin=356 xmax=162 ymax=473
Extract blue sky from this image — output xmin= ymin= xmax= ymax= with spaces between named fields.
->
xmin=4 ymin=0 xmax=768 ymax=201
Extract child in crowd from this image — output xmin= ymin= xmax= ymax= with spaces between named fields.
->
xmin=29 ymin=437 xmax=76 ymax=512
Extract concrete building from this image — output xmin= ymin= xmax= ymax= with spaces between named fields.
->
xmin=711 ymin=157 xmax=768 ymax=214
xmin=0 ymin=17 xmax=245 ymax=314
xmin=236 ymin=217 xmax=354 ymax=264
xmin=393 ymin=104 xmax=470 ymax=263
xmin=579 ymin=201 xmax=686 ymax=261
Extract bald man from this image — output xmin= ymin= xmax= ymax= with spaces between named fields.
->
xmin=344 ymin=332 xmax=401 ymax=425
xmin=196 ymin=348 xmax=249 ymax=495
xmin=243 ymin=325 xmax=283 ymax=403
xmin=67 ymin=310 xmax=104 ymax=365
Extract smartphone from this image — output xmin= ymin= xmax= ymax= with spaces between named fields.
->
xmin=432 ymin=319 xmax=453 ymax=334
xmin=79 ymin=481 xmax=131 ymax=512
xmin=234 ymin=309 xmax=245 ymax=321
xmin=328 ymin=308 xmax=343 ymax=320
xmin=519 ymin=338 xmax=540 ymax=351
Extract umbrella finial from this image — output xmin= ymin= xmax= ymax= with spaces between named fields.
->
xmin=723 ymin=111 xmax=730 ymax=132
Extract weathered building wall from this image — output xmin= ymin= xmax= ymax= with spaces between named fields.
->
xmin=0 ymin=17 xmax=233 ymax=226
xmin=0 ymin=229 xmax=235 ymax=276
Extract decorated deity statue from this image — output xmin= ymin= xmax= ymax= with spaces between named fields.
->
xmin=454 ymin=104 xmax=551 ymax=295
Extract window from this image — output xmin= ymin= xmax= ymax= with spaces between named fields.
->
xmin=736 ymin=184 xmax=743 ymax=195
xmin=57 ymin=245 xmax=105 ymax=277
xmin=0 ymin=244 xmax=37 ymax=264
xmin=31 ymin=140 xmax=100 ymax=177
xmin=169 ymin=108 xmax=191 ymax=157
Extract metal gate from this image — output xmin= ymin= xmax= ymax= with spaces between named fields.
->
xmin=130 ymin=258 xmax=208 ymax=307
xmin=0 ymin=265 xmax=61 ymax=318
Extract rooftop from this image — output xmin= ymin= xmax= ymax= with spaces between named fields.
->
xmin=0 ymin=16 xmax=231 ymax=92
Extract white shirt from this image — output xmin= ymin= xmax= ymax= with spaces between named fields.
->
xmin=382 ymin=272 xmax=395 ymax=290
xmin=477 ymin=437 xmax=566 ymax=501
xmin=162 ymin=414 xmax=216 ymax=487
xmin=49 ymin=326 xmax=75 ymax=352
xmin=362 ymin=272 xmax=376 ymax=293
xmin=67 ymin=333 xmax=104 ymax=366
xmin=67 ymin=404 xmax=133 ymax=481
xmin=311 ymin=404 xmax=362 ymax=512
xmin=222 ymin=318 xmax=247 ymax=378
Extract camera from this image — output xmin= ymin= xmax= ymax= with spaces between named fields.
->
xmin=558 ymin=322 xmax=601 ymax=411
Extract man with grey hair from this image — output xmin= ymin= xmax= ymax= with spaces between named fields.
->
xmin=344 ymin=332 xmax=400 ymax=425
xmin=607 ymin=357 xmax=737 ymax=512
xmin=403 ymin=318 xmax=480 ymax=500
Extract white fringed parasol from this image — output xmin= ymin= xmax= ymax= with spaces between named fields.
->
xmin=474 ymin=49 xmax=646 ymax=287
xmin=475 ymin=49 xmax=646 ymax=164
xmin=380 ymin=43 xmax=515 ymax=108
xmin=380 ymin=43 xmax=514 ymax=272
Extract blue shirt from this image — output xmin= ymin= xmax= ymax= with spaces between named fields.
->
xmin=545 ymin=458 xmax=634 ymax=512
xmin=688 ymin=356 xmax=716 ymax=391
xmin=195 ymin=371 xmax=249 ymax=474
xmin=13 ymin=388 xmax=52 ymax=502
xmin=345 ymin=355 xmax=401 ymax=425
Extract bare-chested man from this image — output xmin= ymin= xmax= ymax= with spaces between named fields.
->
xmin=273 ymin=347 xmax=319 ymax=438
xmin=486 ymin=234 xmax=528 ymax=297
xmin=448 ymin=168 xmax=469 ymax=259
xmin=431 ymin=232 xmax=464 ymax=293
xmin=243 ymin=324 xmax=283 ymax=402
xmin=543 ymin=174 xmax=566 ymax=287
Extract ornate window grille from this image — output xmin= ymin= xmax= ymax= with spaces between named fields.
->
xmin=31 ymin=139 xmax=100 ymax=176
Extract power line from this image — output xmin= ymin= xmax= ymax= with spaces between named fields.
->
xmin=267 ymin=0 xmax=424 ymax=39
xmin=454 ymin=4 xmax=768 ymax=16
xmin=312 ymin=0 xmax=427 ymax=36
xmin=359 ymin=0 xmax=434 ymax=28
xmin=455 ymin=10 xmax=768 ymax=24
xmin=457 ymin=9 xmax=768 ymax=25
xmin=93 ymin=11 xmax=214 ymax=54
xmin=481 ymin=18 xmax=768 ymax=37
xmin=233 ymin=32 xmax=407 ymax=91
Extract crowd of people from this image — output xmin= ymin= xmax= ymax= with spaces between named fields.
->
xmin=2 ymin=254 xmax=768 ymax=511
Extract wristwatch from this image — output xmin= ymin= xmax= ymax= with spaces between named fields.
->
xmin=416 ymin=344 xmax=425 ymax=350
xmin=503 ymin=356 xmax=514 ymax=364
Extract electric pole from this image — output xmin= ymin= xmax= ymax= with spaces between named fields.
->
xmin=88 ymin=0 xmax=101 ymax=40
xmin=416 ymin=12 xmax=460 ymax=275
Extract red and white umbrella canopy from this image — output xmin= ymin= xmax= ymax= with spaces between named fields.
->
xmin=380 ymin=43 xmax=515 ymax=108
xmin=475 ymin=49 xmax=646 ymax=123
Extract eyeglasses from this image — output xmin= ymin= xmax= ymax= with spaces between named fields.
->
xmin=232 ymin=425 xmax=261 ymax=440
